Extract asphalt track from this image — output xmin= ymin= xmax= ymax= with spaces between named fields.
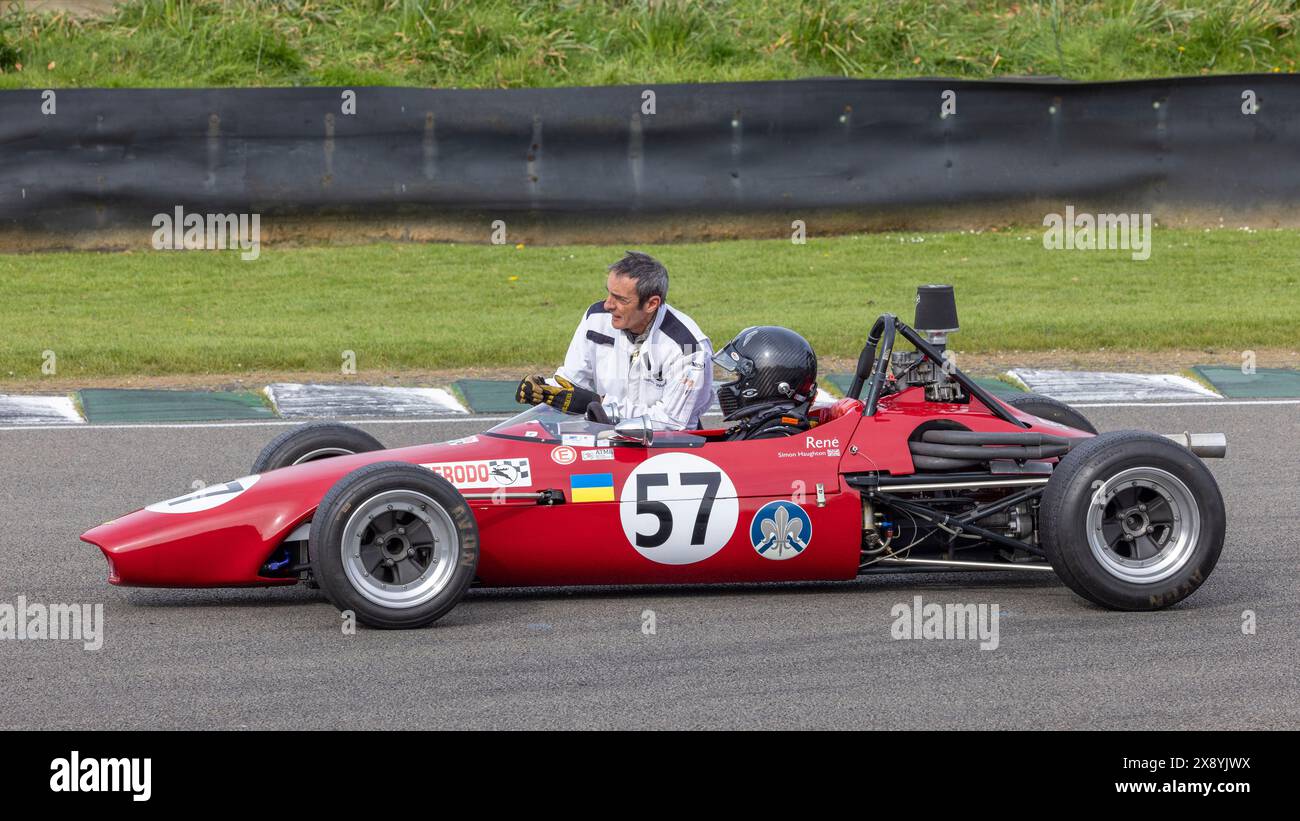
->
xmin=1 ymin=402 xmax=1296 ymax=730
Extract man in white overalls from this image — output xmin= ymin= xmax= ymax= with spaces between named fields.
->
xmin=516 ymin=251 xmax=713 ymax=430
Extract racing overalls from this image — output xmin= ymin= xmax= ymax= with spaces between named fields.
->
xmin=556 ymin=301 xmax=713 ymax=430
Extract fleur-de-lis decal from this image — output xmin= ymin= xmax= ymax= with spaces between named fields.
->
xmin=756 ymin=505 xmax=808 ymax=556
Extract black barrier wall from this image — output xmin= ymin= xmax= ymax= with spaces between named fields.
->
xmin=0 ymin=76 xmax=1296 ymax=245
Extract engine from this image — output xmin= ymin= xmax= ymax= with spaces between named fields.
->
xmin=888 ymin=283 xmax=966 ymax=402
xmin=890 ymin=349 xmax=966 ymax=402
xmin=861 ymin=493 xmax=1038 ymax=566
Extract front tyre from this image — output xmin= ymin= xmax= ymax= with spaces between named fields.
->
xmin=310 ymin=462 xmax=478 ymax=628
xmin=1040 ymin=431 xmax=1225 ymax=610
xmin=252 ymin=422 xmax=385 ymax=473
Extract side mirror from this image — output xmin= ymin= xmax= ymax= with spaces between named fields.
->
xmin=613 ymin=417 xmax=654 ymax=446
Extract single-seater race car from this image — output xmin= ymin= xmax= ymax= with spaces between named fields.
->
xmin=82 ymin=287 xmax=1227 ymax=628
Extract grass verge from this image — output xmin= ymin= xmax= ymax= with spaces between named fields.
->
xmin=1 ymin=227 xmax=1297 ymax=382
xmin=1 ymin=0 xmax=1299 ymax=90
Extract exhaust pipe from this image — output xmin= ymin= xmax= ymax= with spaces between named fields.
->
xmin=1162 ymin=432 xmax=1227 ymax=458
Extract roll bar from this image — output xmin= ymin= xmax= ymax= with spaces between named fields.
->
xmin=847 ymin=313 xmax=1028 ymax=428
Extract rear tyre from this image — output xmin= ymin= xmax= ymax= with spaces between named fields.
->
xmin=1039 ymin=431 xmax=1225 ymax=610
xmin=252 ymin=422 xmax=385 ymax=473
xmin=1002 ymin=392 xmax=1098 ymax=434
xmin=309 ymin=462 xmax=478 ymax=629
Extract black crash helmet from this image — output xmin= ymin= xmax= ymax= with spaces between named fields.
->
xmin=713 ymin=326 xmax=817 ymax=419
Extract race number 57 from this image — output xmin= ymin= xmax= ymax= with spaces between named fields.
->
xmin=635 ymin=471 xmax=721 ymax=547
xmin=620 ymin=454 xmax=738 ymax=565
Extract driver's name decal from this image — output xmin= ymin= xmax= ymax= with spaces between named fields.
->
xmin=777 ymin=434 xmax=841 ymax=459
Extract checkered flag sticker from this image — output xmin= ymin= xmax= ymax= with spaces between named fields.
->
xmin=488 ymin=458 xmax=530 ymax=485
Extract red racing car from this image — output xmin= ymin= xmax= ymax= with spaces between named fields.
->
xmin=82 ymin=295 xmax=1227 ymax=628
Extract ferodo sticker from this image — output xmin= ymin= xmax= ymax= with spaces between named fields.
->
xmin=750 ymin=501 xmax=811 ymax=560
xmin=619 ymin=453 xmax=738 ymax=565
xmin=146 ymin=475 xmax=260 ymax=514
xmin=422 ymin=458 xmax=531 ymax=488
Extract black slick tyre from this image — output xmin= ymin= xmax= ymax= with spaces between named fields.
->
xmin=309 ymin=462 xmax=478 ymax=628
xmin=1039 ymin=431 xmax=1225 ymax=610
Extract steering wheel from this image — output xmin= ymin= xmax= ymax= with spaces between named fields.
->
xmin=584 ymin=401 xmax=610 ymax=424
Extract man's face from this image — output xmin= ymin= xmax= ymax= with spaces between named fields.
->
xmin=604 ymin=271 xmax=660 ymax=334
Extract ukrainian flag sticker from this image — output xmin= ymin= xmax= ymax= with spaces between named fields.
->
xmin=570 ymin=473 xmax=615 ymax=503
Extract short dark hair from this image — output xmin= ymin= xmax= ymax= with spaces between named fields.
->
xmin=608 ymin=250 xmax=668 ymax=306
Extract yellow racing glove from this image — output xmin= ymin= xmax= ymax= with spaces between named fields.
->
xmin=515 ymin=375 xmax=600 ymax=415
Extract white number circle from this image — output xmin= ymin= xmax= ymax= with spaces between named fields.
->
xmin=145 ymin=475 xmax=260 ymax=514
xmin=619 ymin=453 xmax=738 ymax=565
